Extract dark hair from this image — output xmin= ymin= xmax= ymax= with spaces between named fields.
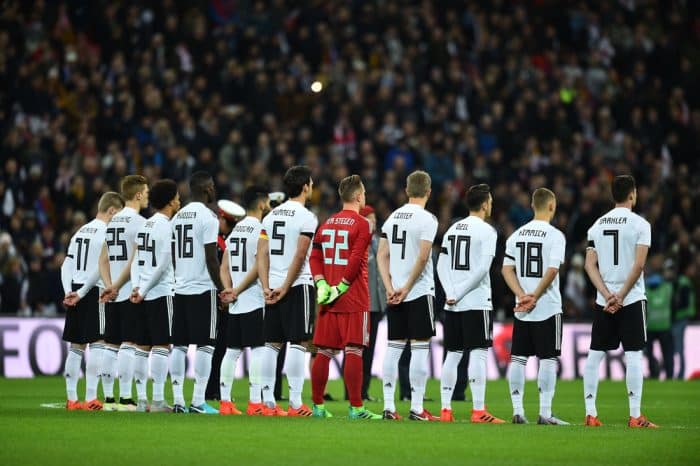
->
xmin=466 ymin=184 xmax=491 ymax=211
xmin=611 ymin=175 xmax=636 ymax=203
xmin=283 ymin=165 xmax=312 ymax=198
xmin=150 ymin=179 xmax=178 ymax=210
xmin=243 ymin=185 xmax=270 ymax=210
xmin=338 ymin=175 xmax=363 ymax=202
xmin=120 ymin=175 xmax=148 ymax=201
xmin=189 ymin=171 xmax=213 ymax=197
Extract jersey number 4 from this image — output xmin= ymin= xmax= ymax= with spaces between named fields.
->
xmin=321 ymin=229 xmax=349 ymax=265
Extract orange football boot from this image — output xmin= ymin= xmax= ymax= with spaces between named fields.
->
xmin=471 ymin=409 xmax=506 ymax=424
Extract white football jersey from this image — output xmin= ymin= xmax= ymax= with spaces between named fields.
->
xmin=62 ymin=218 xmax=107 ymax=297
xmin=587 ymin=207 xmax=651 ymax=306
xmin=504 ymin=220 xmax=566 ymax=321
xmin=132 ymin=212 xmax=174 ymax=300
xmin=438 ymin=216 xmax=496 ymax=311
xmin=261 ymin=200 xmax=317 ymax=289
xmin=381 ymin=203 xmax=438 ymax=301
xmin=225 ymin=216 xmax=264 ymax=314
xmin=106 ymin=207 xmax=146 ymax=302
xmin=171 ymin=202 xmax=219 ymax=295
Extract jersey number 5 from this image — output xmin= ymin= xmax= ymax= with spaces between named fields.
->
xmin=270 ymin=221 xmax=285 ymax=256
xmin=321 ymin=229 xmax=349 ymax=265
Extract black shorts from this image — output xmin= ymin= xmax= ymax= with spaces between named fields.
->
xmin=264 ymin=285 xmax=315 ymax=343
xmin=132 ymin=296 xmax=173 ymax=347
xmin=62 ymin=285 xmax=105 ymax=344
xmin=118 ymin=300 xmax=143 ymax=343
xmin=172 ymin=290 xmax=218 ymax=346
xmin=387 ymin=295 xmax=436 ymax=341
xmin=511 ymin=314 xmax=562 ymax=359
xmin=104 ymin=300 xmax=123 ymax=345
xmin=226 ymin=309 xmax=264 ymax=348
xmin=590 ymin=300 xmax=647 ymax=352
xmin=443 ymin=310 xmax=493 ymax=352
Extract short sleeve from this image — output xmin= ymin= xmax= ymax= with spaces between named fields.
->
xmin=203 ymin=215 xmax=219 ymax=245
xmin=503 ymin=235 xmax=516 ymax=266
xmin=637 ymin=219 xmax=651 ymax=247
xmin=420 ymin=215 xmax=438 ymax=242
xmin=380 ymin=217 xmax=391 ymax=238
xmin=301 ymin=211 xmax=318 ymax=234
xmin=586 ymin=225 xmax=596 ymax=249
xmin=548 ymin=232 xmax=566 ymax=269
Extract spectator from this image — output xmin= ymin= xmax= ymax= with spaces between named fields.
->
xmin=671 ymin=262 xmax=696 ymax=380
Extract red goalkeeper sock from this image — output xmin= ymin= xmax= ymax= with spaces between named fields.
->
xmin=344 ymin=346 xmax=364 ymax=408
xmin=311 ymin=351 xmax=331 ymax=406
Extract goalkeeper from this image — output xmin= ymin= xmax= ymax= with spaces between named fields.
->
xmin=308 ymin=175 xmax=382 ymax=420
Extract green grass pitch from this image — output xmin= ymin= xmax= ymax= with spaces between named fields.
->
xmin=0 ymin=377 xmax=697 ymax=465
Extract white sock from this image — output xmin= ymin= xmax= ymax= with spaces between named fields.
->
xmin=85 ymin=343 xmax=103 ymax=401
xmin=134 ymin=349 xmax=150 ymax=402
xmin=509 ymin=355 xmax=527 ymax=417
xmin=625 ymin=350 xmax=643 ymax=418
xmin=538 ymin=358 xmax=557 ymax=418
xmin=220 ymin=348 xmax=242 ymax=402
xmin=101 ymin=346 xmax=118 ymax=399
xmin=260 ymin=344 xmax=280 ymax=405
xmin=150 ymin=347 xmax=169 ymax=402
xmin=409 ymin=341 xmax=430 ymax=413
xmin=382 ymin=340 xmax=404 ymax=412
xmin=584 ymin=350 xmax=605 ymax=417
xmin=441 ymin=351 xmax=462 ymax=410
xmin=64 ymin=348 xmax=84 ymax=401
xmin=249 ymin=346 xmax=264 ymax=404
xmin=192 ymin=345 xmax=214 ymax=406
xmin=117 ymin=343 xmax=135 ymax=401
xmin=170 ymin=346 xmax=188 ymax=406
xmin=286 ymin=344 xmax=307 ymax=409
xmin=469 ymin=348 xmax=488 ymax=411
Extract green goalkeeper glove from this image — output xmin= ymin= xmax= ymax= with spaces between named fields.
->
xmin=325 ymin=281 xmax=350 ymax=305
xmin=316 ymin=279 xmax=331 ymax=304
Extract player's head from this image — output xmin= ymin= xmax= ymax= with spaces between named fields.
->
xmin=190 ymin=171 xmax=215 ymax=203
xmin=97 ymin=191 xmax=125 ymax=222
xmin=531 ymin=187 xmax=556 ymax=218
xmin=120 ymin=175 xmax=149 ymax=209
xmin=611 ymin=175 xmax=637 ymax=207
xmin=338 ymin=174 xmax=365 ymax=210
xmin=243 ymin=185 xmax=272 ymax=217
xmin=150 ymin=179 xmax=180 ymax=217
xmin=284 ymin=165 xmax=313 ymax=200
xmin=406 ymin=170 xmax=431 ymax=200
xmin=466 ymin=183 xmax=492 ymax=218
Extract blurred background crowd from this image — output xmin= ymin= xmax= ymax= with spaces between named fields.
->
xmin=0 ymin=0 xmax=698 ymax=360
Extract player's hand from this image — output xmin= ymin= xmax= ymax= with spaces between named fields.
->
xmin=385 ymin=288 xmax=395 ymax=303
xmin=604 ymin=293 xmax=622 ymax=313
xmin=219 ymin=288 xmax=237 ymax=304
xmin=446 ymin=298 xmax=457 ymax=306
xmin=389 ymin=287 xmax=408 ymax=305
xmin=316 ymin=279 xmax=331 ymax=305
xmin=130 ymin=288 xmax=144 ymax=304
xmin=63 ymin=292 xmax=79 ymax=307
xmin=514 ymin=294 xmax=536 ymax=313
xmin=100 ymin=287 xmax=118 ymax=303
xmin=324 ymin=281 xmax=350 ymax=305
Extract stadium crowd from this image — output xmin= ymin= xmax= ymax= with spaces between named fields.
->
xmin=0 ymin=0 xmax=698 ymax=329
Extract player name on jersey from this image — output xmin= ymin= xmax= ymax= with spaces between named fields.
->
xmin=598 ymin=217 xmax=627 ymax=225
xmin=518 ymin=229 xmax=547 ymax=237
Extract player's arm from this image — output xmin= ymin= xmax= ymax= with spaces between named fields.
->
xmin=111 ymin=245 xmax=137 ymax=291
xmin=616 ymin=244 xmax=649 ymax=302
xmin=60 ymin=239 xmax=77 ymax=304
xmin=436 ymin=240 xmax=457 ymax=303
xmin=584 ymin=247 xmax=614 ymax=302
xmin=530 ymin=267 xmax=559 ymax=301
xmin=138 ymin=240 xmax=172 ymax=300
xmin=98 ymin=243 xmax=112 ymax=288
xmin=401 ymin=239 xmax=433 ymax=292
xmin=234 ymin=259 xmax=258 ymax=295
xmin=277 ymin=235 xmax=312 ymax=293
xmin=204 ymin=242 xmax=225 ymax=292
xmin=501 ymin=265 xmax=527 ymax=301
xmin=453 ymin=253 xmax=494 ymax=303
xmin=220 ymin=252 xmax=233 ymax=289
xmin=257 ymin=230 xmax=271 ymax=293
xmin=341 ymin=223 xmax=371 ymax=286
xmin=75 ymin=258 xmax=103 ymax=301
xmin=377 ymin=236 xmax=394 ymax=298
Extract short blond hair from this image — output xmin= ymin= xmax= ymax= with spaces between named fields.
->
xmin=120 ymin=175 xmax=148 ymax=201
xmin=406 ymin=170 xmax=431 ymax=198
xmin=338 ymin=175 xmax=364 ymax=202
xmin=532 ymin=187 xmax=556 ymax=211
xmin=97 ymin=192 xmax=125 ymax=213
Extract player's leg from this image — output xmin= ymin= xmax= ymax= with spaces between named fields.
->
xmin=440 ymin=311 xmax=462 ymax=420
xmin=219 ymin=313 xmax=242 ymax=415
xmin=343 ymin=311 xmax=380 ymax=420
xmin=239 ymin=309 xmax=265 ymax=415
xmin=283 ymin=285 xmax=315 ymax=415
xmin=117 ymin=302 xmax=138 ymax=410
xmin=260 ymin=300 xmax=286 ymax=415
xmin=383 ymin=302 xmax=407 ymax=418
xmin=102 ymin=300 xmax=121 ymax=410
xmin=149 ymin=296 xmax=172 ymax=412
xmin=190 ymin=290 xmax=218 ymax=414
xmin=622 ymin=301 xmax=657 ymax=428
xmin=509 ymin=318 xmax=530 ymax=423
xmin=407 ymin=296 xmax=437 ymax=421
xmin=170 ymin=294 xmax=189 ymax=412
xmin=310 ymin=310 xmax=339 ymax=417
xmin=62 ymin=288 xmax=86 ymax=409
xmin=583 ymin=306 xmax=612 ymax=426
xmin=466 ymin=310 xmax=503 ymax=424
xmin=83 ymin=287 xmax=104 ymax=410
xmin=132 ymin=304 xmax=151 ymax=411
xmin=535 ymin=315 xmax=568 ymax=425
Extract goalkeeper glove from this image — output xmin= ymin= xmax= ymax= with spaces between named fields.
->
xmin=325 ymin=281 xmax=350 ymax=305
xmin=316 ymin=279 xmax=331 ymax=305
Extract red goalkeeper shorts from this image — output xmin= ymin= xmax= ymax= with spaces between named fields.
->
xmin=313 ymin=310 xmax=370 ymax=349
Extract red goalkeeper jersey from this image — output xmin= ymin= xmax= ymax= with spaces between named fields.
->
xmin=310 ymin=209 xmax=371 ymax=313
